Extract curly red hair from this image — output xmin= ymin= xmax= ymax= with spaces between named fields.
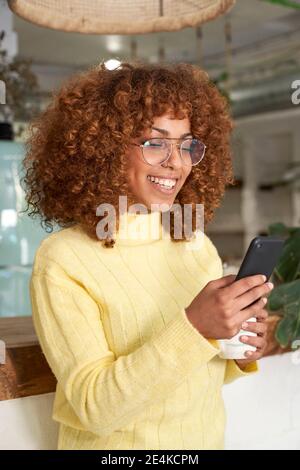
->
xmin=21 ymin=60 xmax=236 ymax=248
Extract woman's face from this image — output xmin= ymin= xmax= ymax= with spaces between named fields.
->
xmin=126 ymin=113 xmax=192 ymax=211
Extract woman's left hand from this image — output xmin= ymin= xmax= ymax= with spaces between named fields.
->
xmin=234 ymin=306 xmax=268 ymax=369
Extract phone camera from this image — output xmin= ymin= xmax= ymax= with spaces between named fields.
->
xmin=257 ymin=243 xmax=261 ymax=248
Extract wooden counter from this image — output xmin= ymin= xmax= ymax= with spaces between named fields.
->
xmin=0 ymin=315 xmax=292 ymax=401
xmin=0 ymin=317 xmax=56 ymax=400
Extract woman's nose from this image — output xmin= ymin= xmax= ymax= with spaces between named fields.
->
xmin=163 ymin=142 xmax=183 ymax=169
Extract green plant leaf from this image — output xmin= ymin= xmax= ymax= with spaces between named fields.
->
xmin=266 ymin=222 xmax=300 ymax=348
xmin=275 ymin=232 xmax=300 ymax=282
xmin=267 ymin=279 xmax=300 ymax=311
xmin=268 ymin=222 xmax=289 ymax=236
xmin=275 ymin=314 xmax=297 ymax=347
xmin=275 ymin=302 xmax=300 ymax=347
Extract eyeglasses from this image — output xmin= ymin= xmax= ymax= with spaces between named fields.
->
xmin=131 ymin=137 xmax=206 ymax=167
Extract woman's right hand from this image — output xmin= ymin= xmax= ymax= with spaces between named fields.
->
xmin=184 ymin=274 xmax=274 ymax=340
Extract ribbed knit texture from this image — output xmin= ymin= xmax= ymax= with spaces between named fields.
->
xmin=30 ymin=210 xmax=259 ymax=450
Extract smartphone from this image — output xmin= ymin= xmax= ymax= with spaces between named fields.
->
xmin=235 ymin=235 xmax=285 ymax=306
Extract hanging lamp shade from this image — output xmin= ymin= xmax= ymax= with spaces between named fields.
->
xmin=8 ymin=0 xmax=236 ymax=35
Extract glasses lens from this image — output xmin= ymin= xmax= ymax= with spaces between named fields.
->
xmin=181 ymin=139 xmax=205 ymax=166
xmin=141 ymin=138 xmax=206 ymax=166
xmin=142 ymin=138 xmax=168 ymax=165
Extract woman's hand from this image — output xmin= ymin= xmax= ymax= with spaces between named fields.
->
xmin=184 ymin=273 xmax=273 ymax=340
xmin=234 ymin=306 xmax=268 ymax=369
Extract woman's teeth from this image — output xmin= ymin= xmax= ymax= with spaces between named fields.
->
xmin=147 ymin=175 xmax=177 ymax=189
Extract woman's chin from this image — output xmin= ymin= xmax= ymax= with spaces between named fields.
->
xmin=129 ymin=192 xmax=176 ymax=212
xmin=147 ymin=200 xmax=175 ymax=212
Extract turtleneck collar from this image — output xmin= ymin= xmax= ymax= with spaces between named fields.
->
xmin=113 ymin=210 xmax=166 ymax=246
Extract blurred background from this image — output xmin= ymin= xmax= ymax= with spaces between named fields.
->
xmin=0 ymin=0 xmax=300 ymax=452
xmin=0 ymin=0 xmax=300 ymax=317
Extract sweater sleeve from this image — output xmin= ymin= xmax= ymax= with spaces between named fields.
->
xmin=223 ymin=358 xmax=259 ymax=384
xmin=29 ymin=266 xmax=221 ymax=438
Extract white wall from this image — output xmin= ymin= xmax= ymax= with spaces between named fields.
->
xmin=0 ymin=352 xmax=299 ymax=450
xmin=223 ymin=351 xmax=300 ymax=450
xmin=209 ymin=107 xmax=300 ymax=260
xmin=0 ymin=392 xmax=58 ymax=450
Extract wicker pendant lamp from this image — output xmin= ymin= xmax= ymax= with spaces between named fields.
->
xmin=8 ymin=0 xmax=236 ymax=35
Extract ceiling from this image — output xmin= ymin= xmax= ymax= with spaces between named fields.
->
xmin=7 ymin=0 xmax=300 ymax=116
xmin=12 ymin=0 xmax=300 ymax=76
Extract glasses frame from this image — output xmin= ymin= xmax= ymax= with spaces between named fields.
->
xmin=131 ymin=137 xmax=206 ymax=167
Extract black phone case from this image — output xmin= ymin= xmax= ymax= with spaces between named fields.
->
xmin=235 ymin=236 xmax=285 ymax=307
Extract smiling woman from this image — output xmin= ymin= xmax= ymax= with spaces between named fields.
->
xmin=21 ymin=61 xmax=235 ymax=247
xmin=130 ymin=123 xmax=206 ymax=201
xmin=126 ymin=114 xmax=195 ymax=209
xmin=21 ymin=61 xmax=262 ymax=451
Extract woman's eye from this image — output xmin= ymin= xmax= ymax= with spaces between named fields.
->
xmin=143 ymin=140 xmax=164 ymax=148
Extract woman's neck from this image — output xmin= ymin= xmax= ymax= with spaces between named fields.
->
xmin=114 ymin=209 xmax=165 ymax=246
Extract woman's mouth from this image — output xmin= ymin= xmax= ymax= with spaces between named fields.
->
xmin=146 ymin=175 xmax=178 ymax=195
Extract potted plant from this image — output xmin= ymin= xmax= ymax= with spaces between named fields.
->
xmin=264 ymin=222 xmax=300 ymax=356
xmin=0 ymin=31 xmax=39 ymax=140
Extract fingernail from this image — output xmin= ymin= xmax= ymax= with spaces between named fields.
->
xmin=245 ymin=351 xmax=253 ymax=357
xmin=262 ymin=275 xmax=267 ymax=282
xmin=242 ymin=322 xmax=248 ymax=329
xmin=262 ymin=297 xmax=268 ymax=304
xmin=241 ymin=335 xmax=248 ymax=342
xmin=267 ymin=282 xmax=274 ymax=290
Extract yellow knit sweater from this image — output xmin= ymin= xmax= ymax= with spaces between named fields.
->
xmin=30 ymin=210 xmax=259 ymax=450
